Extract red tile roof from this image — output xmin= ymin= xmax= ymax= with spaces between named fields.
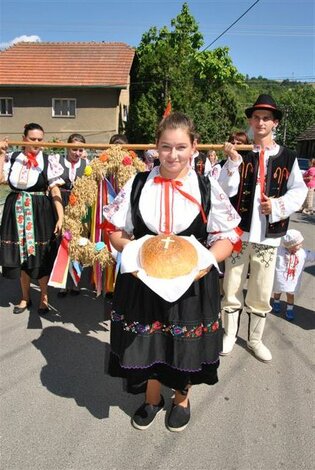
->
xmin=0 ymin=42 xmax=135 ymax=88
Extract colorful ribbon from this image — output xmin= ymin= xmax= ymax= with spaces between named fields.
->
xmin=48 ymin=237 xmax=70 ymax=288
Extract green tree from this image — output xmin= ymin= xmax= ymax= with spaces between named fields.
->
xmin=277 ymin=85 xmax=315 ymax=148
xmin=126 ymin=3 xmax=246 ymax=143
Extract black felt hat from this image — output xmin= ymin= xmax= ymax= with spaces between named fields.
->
xmin=245 ymin=94 xmax=283 ymax=120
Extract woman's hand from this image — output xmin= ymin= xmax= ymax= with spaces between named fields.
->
xmin=195 ymin=266 xmax=211 ymax=281
xmin=109 ymin=230 xmax=132 ymax=252
xmin=54 ymin=218 xmax=63 ymax=236
xmin=0 ymin=138 xmax=9 ymax=156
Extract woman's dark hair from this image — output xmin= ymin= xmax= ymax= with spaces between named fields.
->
xmin=23 ymin=123 xmax=44 ymax=136
xmin=109 ymin=134 xmax=128 ymax=144
xmin=67 ymin=133 xmax=86 ymax=144
xmin=156 ymin=112 xmax=195 ymax=145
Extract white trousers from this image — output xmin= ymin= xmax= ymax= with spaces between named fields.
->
xmin=222 ymin=242 xmax=277 ymax=316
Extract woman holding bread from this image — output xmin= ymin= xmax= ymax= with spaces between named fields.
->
xmin=104 ymin=112 xmax=241 ymax=432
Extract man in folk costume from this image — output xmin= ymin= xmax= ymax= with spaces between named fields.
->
xmin=191 ymin=133 xmax=210 ymax=176
xmin=218 ymin=94 xmax=307 ymax=362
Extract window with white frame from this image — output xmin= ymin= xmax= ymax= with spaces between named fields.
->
xmin=0 ymin=97 xmax=13 ymax=116
xmin=52 ymin=98 xmax=76 ymax=117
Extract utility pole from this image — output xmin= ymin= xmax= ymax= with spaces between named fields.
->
xmin=282 ymin=106 xmax=290 ymax=145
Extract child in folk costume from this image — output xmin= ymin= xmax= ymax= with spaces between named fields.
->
xmin=206 ymin=150 xmax=221 ymax=180
xmin=103 ymin=112 xmax=241 ymax=432
xmin=219 ymin=94 xmax=307 ymax=362
xmin=0 ymin=123 xmax=63 ymax=315
xmin=48 ymin=134 xmax=88 ymax=295
xmin=272 ymin=229 xmax=315 ymax=321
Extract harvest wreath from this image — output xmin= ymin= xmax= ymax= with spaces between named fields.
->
xmin=62 ymin=146 xmax=146 ymax=268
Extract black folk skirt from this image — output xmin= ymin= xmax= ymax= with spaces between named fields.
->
xmin=0 ymin=192 xmax=57 ymax=279
xmin=107 ymin=267 xmax=223 ymax=393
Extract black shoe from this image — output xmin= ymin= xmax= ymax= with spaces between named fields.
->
xmin=132 ymin=395 xmax=164 ymax=430
xmin=70 ymin=288 xmax=80 ymax=296
xmin=167 ymin=401 xmax=190 ymax=432
xmin=13 ymin=300 xmax=32 ymax=314
xmin=57 ymin=289 xmax=68 ymax=297
xmin=38 ymin=306 xmax=50 ymax=315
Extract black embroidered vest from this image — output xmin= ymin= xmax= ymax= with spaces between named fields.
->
xmin=194 ymin=152 xmax=208 ymax=176
xmin=230 ymin=146 xmax=297 ymax=238
xmin=130 ymin=171 xmax=211 ymax=242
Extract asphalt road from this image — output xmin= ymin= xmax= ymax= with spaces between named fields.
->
xmin=0 ymin=212 xmax=314 ymax=470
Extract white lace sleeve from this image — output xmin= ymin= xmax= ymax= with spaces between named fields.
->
xmin=47 ymin=154 xmax=65 ymax=188
xmin=103 ymin=175 xmax=136 ymax=234
xmin=218 ymin=156 xmax=242 ymax=197
xmin=207 ymin=179 xmax=242 ymax=246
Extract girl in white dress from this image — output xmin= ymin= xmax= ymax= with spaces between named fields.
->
xmin=104 ymin=112 xmax=241 ymax=432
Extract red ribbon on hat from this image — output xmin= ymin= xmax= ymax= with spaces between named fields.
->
xmin=154 ymin=176 xmax=207 ymax=234
xmin=26 ymin=152 xmax=38 ymax=168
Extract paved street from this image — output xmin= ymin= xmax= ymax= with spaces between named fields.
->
xmin=0 ymin=212 xmax=314 ymax=470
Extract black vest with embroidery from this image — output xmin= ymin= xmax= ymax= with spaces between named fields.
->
xmin=130 ymin=172 xmax=211 ymax=242
xmin=230 ymin=146 xmax=296 ymax=238
xmin=194 ymin=152 xmax=208 ymax=176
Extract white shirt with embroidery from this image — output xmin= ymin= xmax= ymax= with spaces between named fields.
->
xmin=218 ymin=144 xmax=308 ymax=247
xmin=273 ymin=246 xmax=315 ymax=294
xmin=47 ymin=153 xmax=89 ymax=188
xmin=6 ymin=151 xmax=58 ymax=189
xmin=103 ymin=166 xmax=241 ymax=246
xmin=207 ymin=163 xmax=222 ymax=180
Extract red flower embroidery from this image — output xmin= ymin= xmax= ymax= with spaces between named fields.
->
xmin=26 ymin=222 xmax=33 ymax=231
xmin=211 ymin=321 xmax=219 ymax=332
xmin=28 ymin=246 xmax=35 ymax=255
xmin=24 ymin=198 xmax=31 ymax=207
xmin=195 ymin=326 xmax=203 ymax=336
xmin=152 ymin=321 xmax=162 ymax=331
xmin=17 ymin=215 xmax=24 ymax=224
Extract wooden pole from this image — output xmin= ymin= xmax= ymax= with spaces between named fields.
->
xmin=6 ymin=141 xmax=253 ymax=151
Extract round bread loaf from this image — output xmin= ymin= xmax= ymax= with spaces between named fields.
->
xmin=140 ymin=234 xmax=198 ymax=279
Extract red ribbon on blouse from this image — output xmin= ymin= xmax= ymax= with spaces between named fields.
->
xmin=153 ymin=176 xmax=207 ymax=234
xmin=26 ymin=152 xmax=38 ymax=169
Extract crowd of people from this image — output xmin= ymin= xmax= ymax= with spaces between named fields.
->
xmin=0 ymin=94 xmax=313 ymax=432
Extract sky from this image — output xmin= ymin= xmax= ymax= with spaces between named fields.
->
xmin=0 ymin=0 xmax=314 ymax=82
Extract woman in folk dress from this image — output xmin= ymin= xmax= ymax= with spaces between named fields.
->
xmin=104 ymin=112 xmax=241 ymax=432
xmin=0 ymin=123 xmax=63 ymax=315
xmin=48 ymin=133 xmax=88 ymax=296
